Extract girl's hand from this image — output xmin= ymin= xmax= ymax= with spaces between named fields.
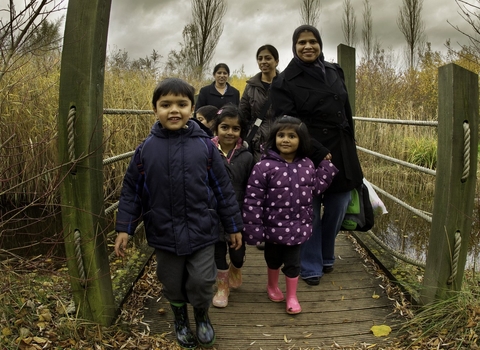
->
xmin=115 ymin=232 xmax=129 ymax=257
xmin=229 ymin=233 xmax=243 ymax=250
xmin=324 ymin=153 xmax=332 ymax=160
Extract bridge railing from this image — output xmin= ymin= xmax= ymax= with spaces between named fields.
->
xmin=101 ymin=57 xmax=477 ymax=307
xmin=338 ymin=45 xmax=478 ymax=305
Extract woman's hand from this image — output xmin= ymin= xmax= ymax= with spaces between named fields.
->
xmin=229 ymin=233 xmax=243 ymax=250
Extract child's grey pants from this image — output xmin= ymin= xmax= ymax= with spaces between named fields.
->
xmin=155 ymin=244 xmax=216 ymax=309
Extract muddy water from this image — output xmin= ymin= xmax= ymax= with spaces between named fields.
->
xmin=370 ymin=196 xmax=480 ymax=271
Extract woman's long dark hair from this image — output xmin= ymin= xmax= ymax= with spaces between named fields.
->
xmin=263 ymin=115 xmax=311 ymax=159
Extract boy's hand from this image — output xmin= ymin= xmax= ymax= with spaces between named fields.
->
xmin=115 ymin=232 xmax=129 ymax=257
xmin=229 ymin=233 xmax=243 ymax=250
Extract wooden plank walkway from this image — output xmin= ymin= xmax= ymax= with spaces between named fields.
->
xmin=143 ymin=233 xmax=400 ymax=349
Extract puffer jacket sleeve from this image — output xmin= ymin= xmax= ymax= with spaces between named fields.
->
xmin=313 ymin=159 xmax=339 ymax=196
xmin=115 ymin=145 xmax=145 ymax=235
xmin=242 ymin=163 xmax=268 ymax=245
xmin=239 ymin=84 xmax=253 ymax=125
xmin=208 ymin=142 xmax=244 ymax=234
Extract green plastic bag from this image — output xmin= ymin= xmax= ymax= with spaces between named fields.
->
xmin=341 ymin=183 xmax=374 ymax=231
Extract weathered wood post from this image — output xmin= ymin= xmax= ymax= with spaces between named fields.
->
xmin=57 ymin=0 xmax=115 ymax=325
xmin=337 ymin=44 xmax=356 ymax=115
xmin=421 ymin=63 xmax=478 ymax=304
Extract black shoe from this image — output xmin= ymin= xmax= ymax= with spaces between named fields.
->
xmin=303 ymin=276 xmax=320 ymax=285
xmin=170 ymin=303 xmax=198 ymax=349
xmin=193 ymin=307 xmax=215 ymax=347
xmin=323 ymin=266 xmax=334 ymax=274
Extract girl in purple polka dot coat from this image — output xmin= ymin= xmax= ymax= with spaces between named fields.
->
xmin=242 ymin=116 xmax=338 ymax=314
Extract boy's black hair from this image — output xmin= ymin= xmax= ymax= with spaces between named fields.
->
xmin=151 ymin=78 xmax=195 ymax=108
xmin=263 ymin=115 xmax=311 ymax=158
xmin=195 ymin=105 xmax=219 ymax=123
xmin=212 ymin=103 xmax=249 ymax=140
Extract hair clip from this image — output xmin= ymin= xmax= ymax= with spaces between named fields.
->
xmin=217 ymin=109 xmax=223 ymax=115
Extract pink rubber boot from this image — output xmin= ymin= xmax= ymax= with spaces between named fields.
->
xmin=285 ymin=276 xmax=301 ymax=314
xmin=267 ymin=268 xmax=284 ymax=302
xmin=212 ymin=269 xmax=229 ymax=308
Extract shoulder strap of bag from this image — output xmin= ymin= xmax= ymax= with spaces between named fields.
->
xmin=244 ymin=92 xmax=271 ymax=147
xmin=206 ymin=138 xmax=214 ymax=171
xmin=134 ymin=143 xmax=145 ymax=175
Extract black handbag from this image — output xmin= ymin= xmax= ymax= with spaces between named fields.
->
xmin=341 ymin=182 xmax=374 ymax=232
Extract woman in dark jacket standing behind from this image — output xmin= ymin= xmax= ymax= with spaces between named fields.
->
xmin=239 ymin=44 xmax=279 ymax=163
xmin=270 ymin=24 xmax=363 ymax=286
xmin=195 ymin=63 xmax=240 ymax=112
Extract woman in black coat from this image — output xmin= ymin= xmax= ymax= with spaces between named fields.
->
xmin=270 ymin=24 xmax=363 ymax=286
xmin=195 ymin=63 xmax=240 ymax=112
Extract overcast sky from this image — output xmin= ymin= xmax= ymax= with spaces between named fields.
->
xmin=10 ymin=0 xmax=468 ymax=76
xmin=105 ymin=0 xmax=470 ymax=76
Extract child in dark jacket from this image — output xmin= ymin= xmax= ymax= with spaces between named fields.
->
xmin=195 ymin=105 xmax=218 ymax=130
xmin=210 ymin=104 xmax=254 ymax=308
xmin=242 ymin=116 xmax=337 ymax=315
xmin=114 ymin=78 xmax=243 ymax=349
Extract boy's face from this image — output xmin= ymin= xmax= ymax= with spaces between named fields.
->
xmin=197 ymin=113 xmax=214 ymax=129
xmin=196 ymin=113 xmax=208 ymax=126
xmin=154 ymin=93 xmax=193 ymax=131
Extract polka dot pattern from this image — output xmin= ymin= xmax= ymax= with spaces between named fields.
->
xmin=242 ymin=152 xmax=338 ymax=246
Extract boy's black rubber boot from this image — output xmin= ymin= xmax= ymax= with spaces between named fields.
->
xmin=170 ymin=303 xmax=198 ymax=349
xmin=193 ymin=307 xmax=216 ymax=347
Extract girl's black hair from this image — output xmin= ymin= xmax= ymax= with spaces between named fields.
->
xmin=195 ymin=105 xmax=219 ymax=122
xmin=256 ymin=44 xmax=279 ymax=61
xmin=213 ymin=63 xmax=230 ymax=75
xmin=263 ymin=115 xmax=311 ymax=158
xmin=212 ymin=103 xmax=249 ymax=140
xmin=152 ymin=77 xmax=195 ymax=108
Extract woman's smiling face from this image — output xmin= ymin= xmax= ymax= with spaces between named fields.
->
xmin=295 ymin=30 xmax=321 ymax=63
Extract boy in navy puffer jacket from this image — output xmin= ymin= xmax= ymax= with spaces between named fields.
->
xmin=115 ymin=78 xmax=243 ymax=349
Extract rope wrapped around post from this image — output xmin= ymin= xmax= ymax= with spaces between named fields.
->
xmin=462 ymin=122 xmax=470 ymax=182
xmin=74 ymin=229 xmax=86 ymax=286
xmin=67 ymin=107 xmax=77 ymax=174
xmin=447 ymin=231 xmax=462 ymax=285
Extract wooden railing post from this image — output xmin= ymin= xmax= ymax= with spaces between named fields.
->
xmin=421 ymin=63 xmax=478 ymax=304
xmin=57 ymin=0 xmax=114 ymax=325
xmin=337 ymin=44 xmax=356 ymax=115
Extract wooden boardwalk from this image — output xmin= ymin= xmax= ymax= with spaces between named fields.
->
xmin=143 ymin=233 xmax=400 ymax=349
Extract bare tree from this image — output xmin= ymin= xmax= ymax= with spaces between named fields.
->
xmin=341 ymin=0 xmax=356 ymax=47
xmin=164 ymin=25 xmax=199 ymax=79
xmin=361 ymin=0 xmax=373 ymax=61
xmin=190 ymin=0 xmax=227 ymax=78
xmin=449 ymin=0 xmax=480 ymax=59
xmin=0 ymin=0 xmax=65 ymax=83
xmin=166 ymin=0 xmax=226 ymax=80
xmin=397 ymin=0 xmax=425 ymax=69
xmin=300 ymin=0 xmax=321 ymax=27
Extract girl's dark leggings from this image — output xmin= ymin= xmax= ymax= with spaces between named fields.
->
xmin=214 ymin=240 xmax=246 ymax=270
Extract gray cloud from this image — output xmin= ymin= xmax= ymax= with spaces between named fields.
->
xmin=101 ymin=0 xmax=471 ymax=75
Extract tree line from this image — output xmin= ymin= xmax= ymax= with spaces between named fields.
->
xmin=2 ymin=0 xmax=480 ymax=87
